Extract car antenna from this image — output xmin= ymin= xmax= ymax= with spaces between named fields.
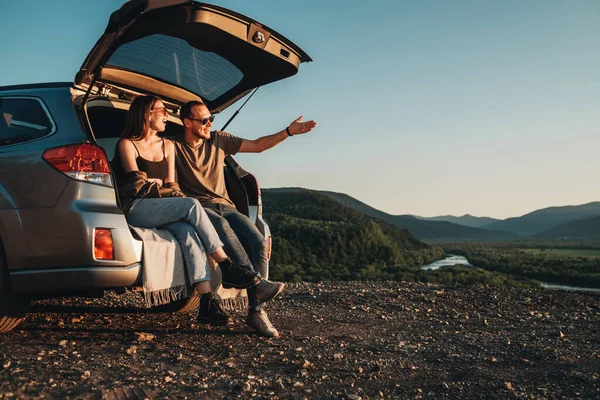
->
xmin=220 ymin=87 xmax=260 ymax=131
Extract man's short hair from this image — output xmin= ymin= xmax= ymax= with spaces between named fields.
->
xmin=180 ymin=101 xmax=206 ymax=121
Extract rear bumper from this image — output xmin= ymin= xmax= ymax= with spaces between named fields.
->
xmin=9 ymin=263 xmax=142 ymax=294
xmin=4 ymin=179 xmax=142 ymax=271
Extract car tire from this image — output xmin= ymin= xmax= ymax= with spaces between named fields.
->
xmin=150 ymin=292 xmax=201 ymax=313
xmin=0 ymin=241 xmax=30 ymax=333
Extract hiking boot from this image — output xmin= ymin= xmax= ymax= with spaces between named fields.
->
xmin=255 ymin=280 xmax=285 ymax=304
xmin=219 ymin=259 xmax=260 ymax=289
xmin=246 ymin=309 xmax=279 ymax=337
xmin=197 ymin=294 xmax=233 ymax=326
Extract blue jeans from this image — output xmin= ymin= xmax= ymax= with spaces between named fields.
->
xmin=163 ymin=222 xmax=210 ymax=284
xmin=127 ymin=198 xmax=224 ymax=284
xmin=204 ymin=204 xmax=268 ymax=278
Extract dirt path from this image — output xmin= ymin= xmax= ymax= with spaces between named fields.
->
xmin=1 ymin=282 xmax=599 ymax=399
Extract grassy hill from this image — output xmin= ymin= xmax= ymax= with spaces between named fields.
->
xmin=266 ymin=188 xmax=515 ymax=241
xmin=261 ymin=189 xmax=444 ymax=282
xmin=483 ymin=201 xmax=600 ymax=236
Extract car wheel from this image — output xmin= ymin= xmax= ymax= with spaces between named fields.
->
xmin=150 ymin=292 xmax=201 ymax=313
xmin=0 ymin=242 xmax=30 ymax=333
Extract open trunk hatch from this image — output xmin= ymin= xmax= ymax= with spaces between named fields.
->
xmin=75 ymin=0 xmax=311 ymax=111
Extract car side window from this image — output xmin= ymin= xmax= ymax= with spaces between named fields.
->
xmin=0 ymin=98 xmax=54 ymax=147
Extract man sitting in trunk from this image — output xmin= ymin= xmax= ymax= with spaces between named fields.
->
xmin=173 ymin=100 xmax=316 ymax=338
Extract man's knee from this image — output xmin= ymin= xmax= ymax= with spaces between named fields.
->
xmin=205 ymin=208 xmax=234 ymax=233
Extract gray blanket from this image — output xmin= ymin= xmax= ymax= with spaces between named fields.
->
xmin=131 ymin=227 xmax=192 ymax=307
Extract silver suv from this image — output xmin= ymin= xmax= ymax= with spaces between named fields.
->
xmin=0 ymin=0 xmax=311 ymax=333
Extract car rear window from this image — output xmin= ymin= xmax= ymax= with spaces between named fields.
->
xmin=106 ymin=34 xmax=244 ymax=102
xmin=0 ymin=98 xmax=54 ymax=147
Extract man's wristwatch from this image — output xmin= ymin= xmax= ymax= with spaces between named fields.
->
xmin=286 ymin=126 xmax=293 ymax=137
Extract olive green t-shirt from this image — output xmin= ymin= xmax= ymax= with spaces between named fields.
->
xmin=173 ymin=131 xmax=243 ymax=206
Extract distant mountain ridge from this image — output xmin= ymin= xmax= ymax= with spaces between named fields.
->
xmin=264 ymin=188 xmax=516 ymax=241
xmin=419 ymin=214 xmax=500 ymax=228
xmin=482 ymin=202 xmax=600 ymax=236
xmin=265 ymin=188 xmax=600 ymax=240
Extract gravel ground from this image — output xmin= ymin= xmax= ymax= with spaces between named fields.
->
xmin=0 ymin=282 xmax=599 ymax=399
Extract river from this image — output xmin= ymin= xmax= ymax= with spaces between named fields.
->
xmin=421 ymin=254 xmax=600 ymax=293
xmin=420 ymin=254 xmax=472 ymax=270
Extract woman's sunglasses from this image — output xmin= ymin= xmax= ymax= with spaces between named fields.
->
xmin=150 ymin=106 xmax=169 ymax=116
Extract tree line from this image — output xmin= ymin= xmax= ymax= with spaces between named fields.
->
xmin=441 ymin=242 xmax=600 ymax=288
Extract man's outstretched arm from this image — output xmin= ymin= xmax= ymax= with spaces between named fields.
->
xmin=238 ymin=116 xmax=317 ymax=153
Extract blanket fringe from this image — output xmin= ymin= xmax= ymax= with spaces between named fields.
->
xmin=144 ymin=284 xmax=191 ymax=308
xmin=218 ymin=296 xmax=249 ymax=312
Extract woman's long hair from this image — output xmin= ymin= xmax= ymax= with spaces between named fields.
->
xmin=121 ymin=95 xmax=161 ymax=140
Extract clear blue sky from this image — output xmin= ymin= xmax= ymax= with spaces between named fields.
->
xmin=1 ymin=0 xmax=599 ymax=219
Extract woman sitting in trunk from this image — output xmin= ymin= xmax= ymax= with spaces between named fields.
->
xmin=112 ymin=95 xmax=260 ymax=327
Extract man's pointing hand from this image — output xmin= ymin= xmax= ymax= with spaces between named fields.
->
xmin=288 ymin=116 xmax=317 ymax=136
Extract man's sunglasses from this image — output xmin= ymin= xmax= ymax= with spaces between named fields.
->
xmin=187 ymin=115 xmax=215 ymax=125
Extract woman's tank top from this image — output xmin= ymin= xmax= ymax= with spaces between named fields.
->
xmin=130 ymin=139 xmax=168 ymax=180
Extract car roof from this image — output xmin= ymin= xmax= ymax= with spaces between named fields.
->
xmin=0 ymin=82 xmax=72 ymax=93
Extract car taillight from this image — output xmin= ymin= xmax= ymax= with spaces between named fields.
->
xmin=42 ymin=143 xmax=112 ymax=187
xmin=94 ymin=228 xmax=114 ymax=260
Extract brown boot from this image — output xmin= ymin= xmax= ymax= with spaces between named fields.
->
xmin=197 ymin=293 xmax=233 ymax=326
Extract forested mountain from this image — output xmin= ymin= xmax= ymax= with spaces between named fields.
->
xmin=419 ymin=214 xmax=500 ymax=228
xmin=265 ymin=188 xmax=515 ymax=241
xmin=535 ymin=215 xmax=600 ymax=239
xmin=483 ymin=202 xmax=600 ymax=236
xmin=261 ymin=190 xmax=444 ymax=282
